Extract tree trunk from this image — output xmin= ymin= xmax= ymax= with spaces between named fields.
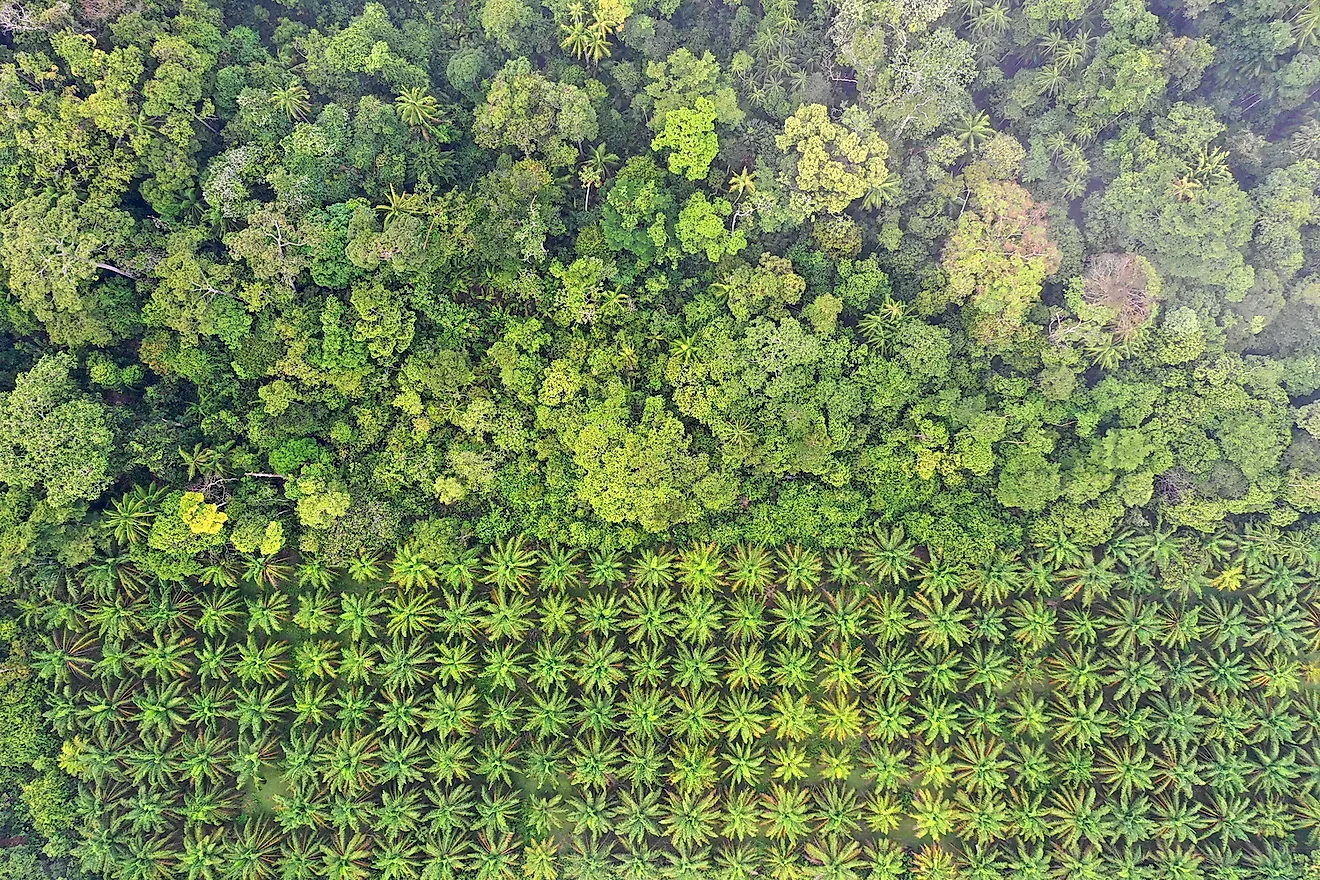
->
xmin=94 ymin=262 xmax=137 ymax=280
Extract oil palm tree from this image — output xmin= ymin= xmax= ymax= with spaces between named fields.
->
xmin=631 ymin=547 xmax=676 ymax=588
xmin=761 ymin=784 xmax=812 ymax=844
xmin=84 ymin=554 xmax=147 ymax=598
xmin=120 ymin=834 xmax=179 ymax=880
xmin=342 ymin=550 xmax=382 ymax=584
xmin=622 ymin=583 xmax=676 ymax=644
xmin=911 ymin=591 xmax=971 ymax=651
xmin=385 ymin=591 xmax=437 ymax=640
xmin=245 ymin=590 xmax=289 ymax=637
xmin=578 ymin=591 xmax=621 ymax=637
xmin=729 ymin=543 xmax=775 ymax=592
xmin=483 ymin=589 xmax=534 ymax=641
xmin=482 ymin=693 xmax=524 ymax=740
xmin=244 ymin=555 xmax=291 ymax=589
xmin=484 ymin=534 xmax=538 ymax=592
xmin=537 ymin=542 xmax=580 ymax=590
xmin=676 ymin=589 xmax=722 ymax=645
xmin=521 ymin=838 xmax=558 ymax=880
xmin=84 ymin=592 xmax=143 ymax=643
xmin=661 ymin=789 xmax=721 ymax=850
xmin=778 ymin=545 xmax=822 ymax=591
xmin=234 ymin=681 xmax=288 ymax=737
xmin=295 ymin=557 xmax=335 ymax=591
xmin=389 ymin=543 xmax=436 ymax=592
xmin=34 ymin=629 xmax=98 ymax=682
xmin=320 ymin=831 xmax=372 ymax=880
xmin=334 ymin=591 xmax=382 ymax=643
xmin=678 ymin=543 xmax=724 ymax=591
xmin=859 ymin=525 xmax=919 ymax=585
xmin=584 ymin=547 xmax=624 ymax=588
xmin=770 ymin=591 xmax=823 ymax=649
xmin=221 ymin=817 xmax=281 ymax=880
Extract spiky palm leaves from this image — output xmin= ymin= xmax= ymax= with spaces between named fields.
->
xmin=389 ymin=543 xmax=436 ymax=592
xmin=860 ymin=525 xmax=920 ymax=585
xmin=631 ymin=548 xmax=676 ymax=588
xmin=102 ymin=484 xmax=167 ymax=547
xmin=953 ymin=110 xmax=994 ymax=151
xmin=484 ymin=534 xmax=537 ymax=592
xmin=272 ymin=81 xmax=312 ymax=121
xmin=394 ymin=87 xmax=446 ymax=140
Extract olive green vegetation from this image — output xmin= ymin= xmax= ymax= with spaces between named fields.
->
xmin=13 ymin=528 xmax=1320 ymax=880
xmin=0 ymin=0 xmax=1319 ymax=874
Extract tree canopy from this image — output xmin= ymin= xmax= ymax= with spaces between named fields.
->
xmin=0 ymin=0 xmax=1318 ymax=873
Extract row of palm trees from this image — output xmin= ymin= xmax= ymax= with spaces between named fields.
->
xmin=43 ymin=542 xmax=1319 ymax=683
xmin=80 ymin=809 xmax=1311 ymax=880
xmin=60 ymin=706 xmax=1320 ymax=813
xmin=67 ymin=772 xmax=1317 ymax=880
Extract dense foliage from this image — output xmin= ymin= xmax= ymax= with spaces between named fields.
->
xmin=0 ymin=0 xmax=1317 ymax=568
xmin=1 ymin=0 xmax=1319 ymax=873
